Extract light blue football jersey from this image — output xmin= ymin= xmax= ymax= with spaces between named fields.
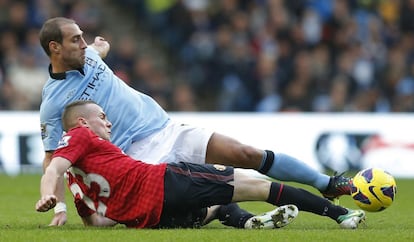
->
xmin=40 ymin=47 xmax=170 ymax=152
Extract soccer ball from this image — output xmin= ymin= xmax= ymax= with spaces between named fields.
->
xmin=351 ymin=168 xmax=397 ymax=212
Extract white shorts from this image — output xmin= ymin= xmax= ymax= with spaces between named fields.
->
xmin=126 ymin=122 xmax=214 ymax=165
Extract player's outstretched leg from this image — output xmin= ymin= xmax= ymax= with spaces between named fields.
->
xmin=244 ymin=204 xmax=298 ymax=229
xmin=258 ymin=151 xmax=353 ymax=199
xmin=266 ymin=182 xmax=366 ymax=229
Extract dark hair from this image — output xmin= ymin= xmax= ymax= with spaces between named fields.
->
xmin=62 ymin=100 xmax=97 ymax=131
xmin=39 ymin=17 xmax=75 ymax=56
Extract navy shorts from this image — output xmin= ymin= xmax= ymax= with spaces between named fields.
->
xmin=156 ymin=162 xmax=234 ymax=228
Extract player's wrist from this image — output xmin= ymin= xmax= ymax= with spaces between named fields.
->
xmin=54 ymin=202 xmax=67 ymax=214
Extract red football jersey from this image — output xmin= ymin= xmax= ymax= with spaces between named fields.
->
xmin=53 ymin=127 xmax=167 ymax=228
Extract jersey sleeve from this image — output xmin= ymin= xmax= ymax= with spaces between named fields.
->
xmin=86 ymin=46 xmax=100 ymax=56
xmin=40 ymin=97 xmax=65 ymax=152
xmin=52 ymin=127 xmax=94 ymax=164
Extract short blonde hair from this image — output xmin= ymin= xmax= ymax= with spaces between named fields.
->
xmin=61 ymin=100 xmax=97 ymax=131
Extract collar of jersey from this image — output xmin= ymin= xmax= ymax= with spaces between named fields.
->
xmin=49 ymin=64 xmax=85 ymax=80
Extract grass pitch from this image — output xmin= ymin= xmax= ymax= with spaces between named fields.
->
xmin=0 ymin=174 xmax=413 ymax=242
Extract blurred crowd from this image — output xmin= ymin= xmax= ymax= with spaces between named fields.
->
xmin=0 ymin=0 xmax=104 ymax=110
xmin=1 ymin=0 xmax=414 ymax=112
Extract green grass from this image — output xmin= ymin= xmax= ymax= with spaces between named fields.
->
xmin=1 ymin=174 xmax=413 ymax=241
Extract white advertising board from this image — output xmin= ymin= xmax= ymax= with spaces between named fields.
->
xmin=0 ymin=112 xmax=413 ymax=177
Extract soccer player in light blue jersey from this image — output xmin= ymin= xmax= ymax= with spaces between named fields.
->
xmin=38 ymin=17 xmax=353 ymax=226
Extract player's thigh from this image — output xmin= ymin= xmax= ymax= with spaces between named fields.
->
xmin=163 ymin=162 xmax=234 ymax=209
xmin=206 ymin=133 xmax=262 ymax=168
xmin=127 ymin=123 xmax=212 ymax=165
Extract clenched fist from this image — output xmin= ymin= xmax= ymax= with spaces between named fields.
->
xmin=36 ymin=195 xmax=57 ymax=212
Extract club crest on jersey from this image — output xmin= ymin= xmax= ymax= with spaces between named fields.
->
xmin=213 ymin=164 xmax=226 ymax=171
xmin=57 ymin=136 xmax=72 ymax=149
xmin=40 ymin=123 xmax=47 ymax=140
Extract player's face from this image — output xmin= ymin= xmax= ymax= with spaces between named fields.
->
xmin=84 ymin=104 xmax=112 ymax=141
xmin=59 ymin=23 xmax=88 ymax=71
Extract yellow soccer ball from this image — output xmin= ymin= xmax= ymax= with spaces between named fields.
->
xmin=351 ymin=168 xmax=397 ymax=212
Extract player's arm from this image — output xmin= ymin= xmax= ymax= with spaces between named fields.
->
xmin=89 ymin=36 xmax=110 ymax=59
xmin=43 ymin=151 xmax=67 ymax=226
xmin=81 ymin=213 xmax=118 ymax=227
xmin=42 ymin=151 xmax=53 ymax=172
xmin=43 ymin=152 xmax=65 ymax=204
xmin=36 ymin=157 xmax=71 ymax=212
xmin=75 ymin=196 xmax=118 ymax=227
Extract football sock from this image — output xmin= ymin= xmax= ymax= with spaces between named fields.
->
xmin=217 ymin=203 xmax=253 ymax=228
xmin=259 ymin=150 xmax=330 ymax=191
xmin=267 ymin=182 xmax=347 ymax=221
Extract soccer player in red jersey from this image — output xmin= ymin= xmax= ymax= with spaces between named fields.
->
xmin=35 ymin=100 xmax=365 ymax=229
xmin=38 ymin=17 xmax=352 ymax=226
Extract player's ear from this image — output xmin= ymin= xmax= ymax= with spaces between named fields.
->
xmin=78 ymin=117 xmax=88 ymax=127
xmin=49 ymin=41 xmax=61 ymax=54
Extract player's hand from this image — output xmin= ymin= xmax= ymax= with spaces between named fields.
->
xmin=93 ymin=36 xmax=109 ymax=48
xmin=91 ymin=36 xmax=110 ymax=58
xmin=49 ymin=211 xmax=67 ymax=226
xmin=35 ymin=195 xmax=57 ymax=212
